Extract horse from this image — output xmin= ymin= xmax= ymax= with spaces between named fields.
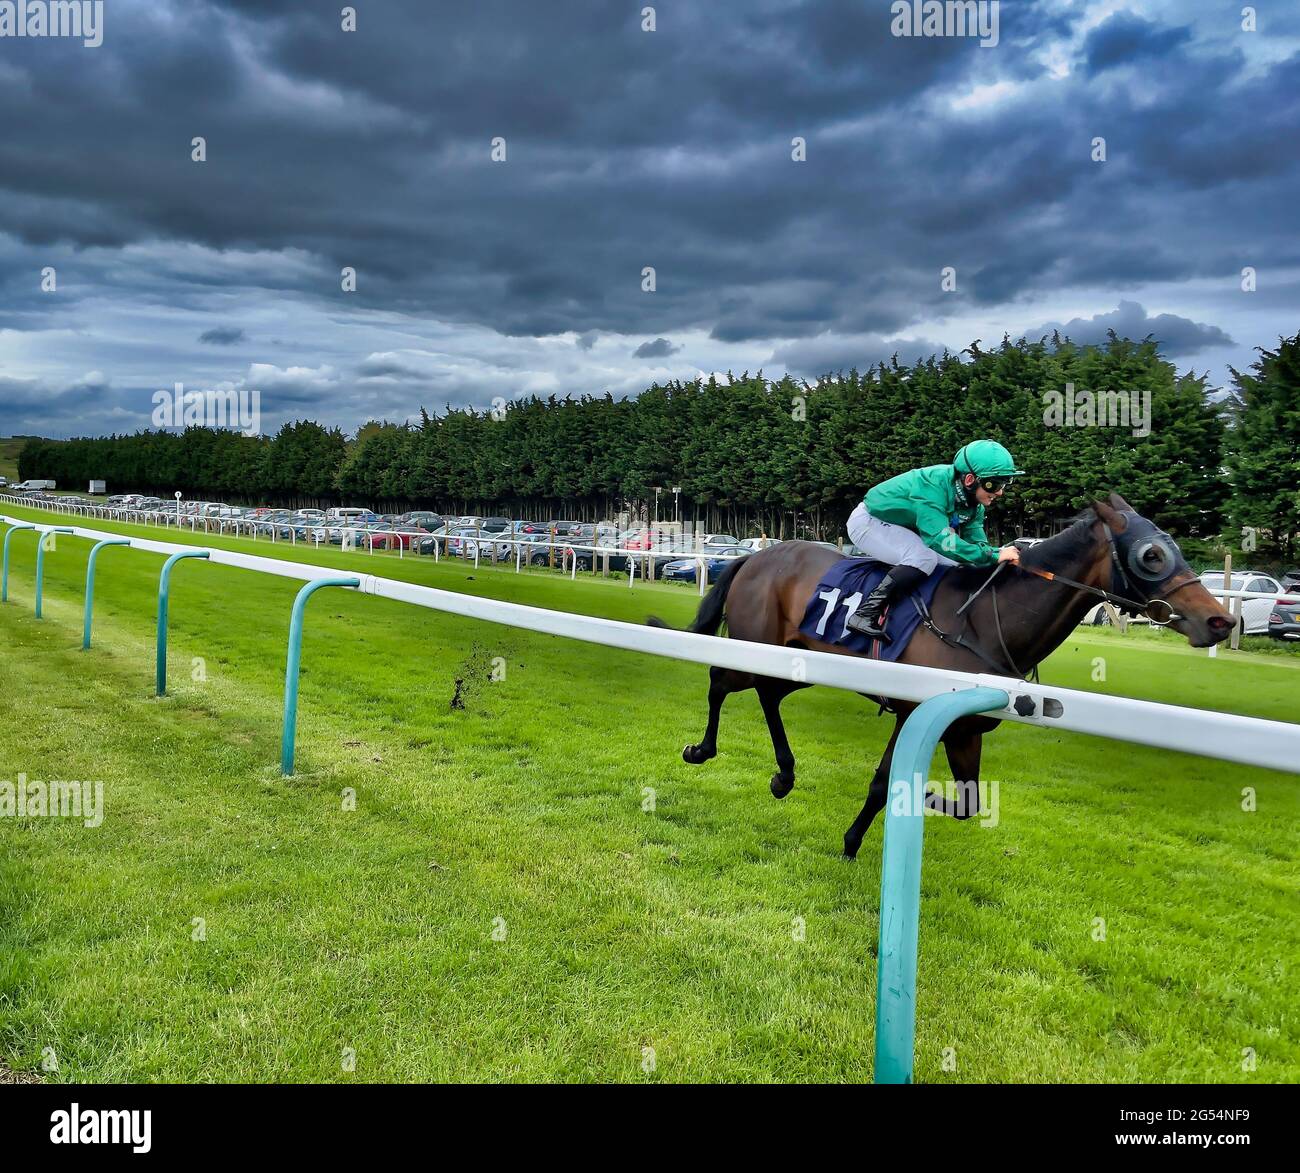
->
xmin=657 ymin=494 xmax=1236 ymax=858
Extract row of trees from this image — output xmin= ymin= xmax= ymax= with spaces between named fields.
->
xmin=17 ymin=332 xmax=1300 ymax=557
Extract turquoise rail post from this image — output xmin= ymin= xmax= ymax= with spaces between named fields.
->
xmin=2 ymin=523 xmax=35 ymax=602
xmin=874 ymin=685 xmax=1010 ymax=1085
xmin=83 ymin=538 xmax=131 ymax=649
xmin=281 ymin=576 xmax=361 ymax=775
xmin=156 ymin=550 xmax=211 ymax=696
xmin=34 ymin=528 xmax=74 ymax=618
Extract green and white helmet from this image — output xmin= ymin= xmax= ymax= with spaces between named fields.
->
xmin=954 ymin=440 xmax=1023 ymax=492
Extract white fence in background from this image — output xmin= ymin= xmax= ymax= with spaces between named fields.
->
xmin=0 ymin=494 xmax=755 ymax=592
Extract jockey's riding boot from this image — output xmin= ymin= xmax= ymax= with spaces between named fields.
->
xmin=845 ymin=564 xmax=928 ymax=643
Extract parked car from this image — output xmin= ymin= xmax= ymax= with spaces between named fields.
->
xmin=1268 ymin=599 xmax=1300 ymax=641
xmin=619 ymin=529 xmax=654 ymax=550
xmin=662 ymin=546 xmax=750 ymax=584
xmin=1200 ymin=570 xmax=1285 ymax=635
xmin=395 ymin=511 xmax=444 ymax=532
xmin=1084 ymin=601 xmax=1151 ymax=627
xmin=254 ymin=511 xmax=294 ymax=535
xmin=444 ymin=527 xmax=484 ymax=556
xmin=514 ymin=532 xmax=563 ymax=566
xmin=567 ymin=522 xmax=618 ymax=545
xmin=366 ymin=523 xmax=420 ymax=550
xmin=738 ymin=537 xmax=782 ymax=551
xmin=414 ymin=526 xmax=454 ymax=555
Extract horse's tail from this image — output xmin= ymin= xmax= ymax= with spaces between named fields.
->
xmin=646 ymin=554 xmax=751 ymax=636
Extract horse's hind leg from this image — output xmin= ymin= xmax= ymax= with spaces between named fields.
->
xmin=756 ymin=679 xmax=806 ymax=798
xmin=843 ymin=712 xmax=907 ymax=860
xmin=683 ymin=666 xmax=748 ymax=764
xmin=925 ymin=727 xmax=983 ymax=819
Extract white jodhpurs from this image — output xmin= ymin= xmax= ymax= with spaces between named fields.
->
xmin=846 ymin=502 xmax=959 ymax=575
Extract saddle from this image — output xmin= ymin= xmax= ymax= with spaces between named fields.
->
xmin=796 ymin=558 xmax=948 ymax=662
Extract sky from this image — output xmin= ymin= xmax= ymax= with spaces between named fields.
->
xmin=0 ymin=0 xmax=1297 ymax=439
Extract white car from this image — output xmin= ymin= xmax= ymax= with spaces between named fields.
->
xmin=1083 ymin=601 xmax=1151 ymax=627
xmin=739 ymin=537 xmax=783 ymax=551
xmin=1199 ymin=571 xmax=1285 ymax=635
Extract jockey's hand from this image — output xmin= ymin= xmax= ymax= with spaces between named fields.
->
xmin=997 ymin=545 xmax=1021 ymax=565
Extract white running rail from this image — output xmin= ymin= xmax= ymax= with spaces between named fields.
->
xmin=3 ymin=509 xmax=1299 ymax=775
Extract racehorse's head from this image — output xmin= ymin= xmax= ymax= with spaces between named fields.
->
xmin=1092 ymin=493 xmax=1235 ymax=648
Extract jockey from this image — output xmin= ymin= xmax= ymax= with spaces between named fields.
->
xmin=844 ymin=439 xmax=1024 ymax=642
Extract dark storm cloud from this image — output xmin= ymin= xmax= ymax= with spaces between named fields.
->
xmin=771 ymin=334 xmax=951 ymax=380
xmin=199 ymin=327 xmax=246 ymax=346
xmin=1083 ymin=13 xmax=1194 ymax=75
xmin=633 ymin=338 xmax=680 ymax=359
xmin=0 ymin=0 xmax=1296 ymax=436
xmin=1027 ymin=301 xmax=1234 ymax=358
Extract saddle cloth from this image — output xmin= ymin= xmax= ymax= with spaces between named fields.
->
xmin=796 ymin=559 xmax=948 ymax=661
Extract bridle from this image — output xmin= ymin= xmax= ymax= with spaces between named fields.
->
xmin=910 ymin=512 xmax=1198 ymax=682
xmin=1020 ymin=518 xmax=1199 ymax=626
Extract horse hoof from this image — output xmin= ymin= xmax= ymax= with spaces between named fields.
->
xmin=842 ymin=841 xmax=860 ymax=861
xmin=770 ymin=772 xmax=794 ymax=799
xmin=683 ymin=744 xmax=713 ymax=765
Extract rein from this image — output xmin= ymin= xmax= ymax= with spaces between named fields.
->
xmin=910 ymin=575 xmax=1036 ymax=681
xmin=909 ymin=519 xmax=1199 ymax=682
xmin=1022 ymin=521 xmax=1200 ymax=624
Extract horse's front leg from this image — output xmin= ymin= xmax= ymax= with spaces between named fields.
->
xmin=843 ymin=711 xmax=907 ymax=859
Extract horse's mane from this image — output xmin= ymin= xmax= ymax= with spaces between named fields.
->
xmin=939 ymin=506 xmax=1100 ymax=590
xmin=1020 ymin=508 xmax=1102 ymax=572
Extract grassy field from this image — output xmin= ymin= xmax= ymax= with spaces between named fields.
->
xmin=0 ymin=501 xmax=1297 ymax=1083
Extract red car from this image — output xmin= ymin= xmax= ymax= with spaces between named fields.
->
xmin=366 ymin=524 xmax=417 ymax=550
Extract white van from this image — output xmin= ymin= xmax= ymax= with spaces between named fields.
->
xmin=326 ymin=507 xmax=370 ymax=521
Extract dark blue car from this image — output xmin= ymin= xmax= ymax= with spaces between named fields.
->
xmin=662 ymin=546 xmax=748 ymax=584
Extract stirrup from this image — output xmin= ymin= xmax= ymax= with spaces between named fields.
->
xmin=846 ymin=607 xmax=891 ymax=643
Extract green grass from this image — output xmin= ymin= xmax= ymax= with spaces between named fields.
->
xmin=0 ymin=502 xmax=1297 ymax=1083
